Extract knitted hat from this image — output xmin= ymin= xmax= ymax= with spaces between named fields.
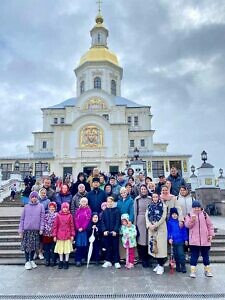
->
xmin=48 ymin=201 xmax=57 ymax=209
xmin=38 ymin=187 xmax=47 ymax=197
xmin=121 ymin=213 xmax=129 ymax=223
xmin=101 ymin=202 xmax=107 ymax=210
xmin=192 ymin=200 xmax=202 ymax=208
xmin=61 ymin=202 xmax=70 ymax=210
xmin=29 ymin=191 xmax=39 ymax=199
xmin=170 ymin=207 xmax=178 ymax=216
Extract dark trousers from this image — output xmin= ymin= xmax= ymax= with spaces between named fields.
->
xmin=173 ymin=243 xmax=185 ymax=266
xmin=157 ymin=257 xmax=166 ymax=267
xmin=91 ymin=240 xmax=100 ymax=262
xmin=137 ymin=244 xmax=149 ymax=262
xmin=43 ymin=242 xmax=57 ymax=263
xmin=25 ymin=250 xmax=35 ymax=262
xmin=190 ymin=246 xmax=210 ymax=266
xmin=105 ymin=235 xmax=120 ymax=263
xmin=75 ymin=246 xmax=87 ymax=263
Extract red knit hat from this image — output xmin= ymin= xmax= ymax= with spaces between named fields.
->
xmin=48 ymin=201 xmax=57 ymax=209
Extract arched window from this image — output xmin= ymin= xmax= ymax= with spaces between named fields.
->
xmin=94 ymin=77 xmax=101 ymax=89
xmin=80 ymin=81 xmax=85 ymax=94
xmin=98 ymin=33 xmax=101 ymax=43
xmin=111 ymin=80 xmax=116 ymax=95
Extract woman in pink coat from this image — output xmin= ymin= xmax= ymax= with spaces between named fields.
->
xmin=185 ymin=200 xmax=215 ymax=278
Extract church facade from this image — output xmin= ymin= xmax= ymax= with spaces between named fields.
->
xmin=0 ymin=11 xmax=191 ymax=181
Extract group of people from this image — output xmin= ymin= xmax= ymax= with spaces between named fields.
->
xmin=18 ymin=166 xmax=215 ymax=278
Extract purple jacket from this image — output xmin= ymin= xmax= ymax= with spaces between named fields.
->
xmin=185 ymin=210 xmax=215 ymax=246
xmin=19 ymin=202 xmax=45 ymax=233
xmin=74 ymin=206 xmax=91 ymax=231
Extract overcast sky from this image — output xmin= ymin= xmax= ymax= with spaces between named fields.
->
xmin=0 ymin=0 xmax=225 ymax=175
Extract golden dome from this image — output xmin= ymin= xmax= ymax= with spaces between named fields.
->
xmin=79 ymin=47 xmax=119 ymax=67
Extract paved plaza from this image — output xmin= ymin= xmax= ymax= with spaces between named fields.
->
xmin=0 ymin=261 xmax=225 ymax=299
xmin=0 ymin=207 xmax=225 ymax=299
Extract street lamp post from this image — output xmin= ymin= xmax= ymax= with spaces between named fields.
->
xmin=191 ymin=165 xmax=196 ymax=176
xmin=201 ymin=150 xmax=207 ymax=164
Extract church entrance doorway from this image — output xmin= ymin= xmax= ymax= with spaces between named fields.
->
xmin=83 ymin=166 xmax=97 ymax=177
xmin=63 ymin=167 xmax=72 ymax=180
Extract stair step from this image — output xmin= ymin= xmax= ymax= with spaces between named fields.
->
xmin=0 ymin=216 xmax=20 ymax=221
xmin=0 ymin=229 xmax=19 ymax=236
xmin=0 ymin=235 xmax=20 ymax=242
xmin=0 ymin=249 xmax=24 ymax=258
xmin=0 ymin=219 xmax=20 ymax=225
xmin=0 ymin=242 xmax=21 ymax=250
xmin=0 ymin=224 xmax=18 ymax=230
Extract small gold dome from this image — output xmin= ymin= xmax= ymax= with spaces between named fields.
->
xmin=79 ymin=47 xmax=119 ymax=67
xmin=95 ymin=13 xmax=104 ymax=24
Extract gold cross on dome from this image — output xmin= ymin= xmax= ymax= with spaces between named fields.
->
xmin=96 ymin=0 xmax=103 ymax=14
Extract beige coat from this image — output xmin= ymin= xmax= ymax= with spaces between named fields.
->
xmin=145 ymin=203 xmax=167 ymax=258
xmin=162 ymin=195 xmax=184 ymax=221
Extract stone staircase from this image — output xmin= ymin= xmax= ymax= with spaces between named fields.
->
xmin=0 ymin=193 xmax=23 ymax=207
xmin=0 ymin=214 xmax=225 ymax=265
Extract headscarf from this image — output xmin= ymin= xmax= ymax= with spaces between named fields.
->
xmin=147 ymin=199 xmax=164 ymax=223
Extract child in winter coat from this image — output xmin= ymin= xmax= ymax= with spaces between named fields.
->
xmin=42 ymin=202 xmax=58 ymax=266
xmin=38 ymin=188 xmax=50 ymax=213
xmin=38 ymin=187 xmax=51 ymax=259
xmin=167 ymin=207 xmax=188 ymax=273
xmin=101 ymin=196 xmax=121 ymax=269
xmin=87 ymin=212 xmax=102 ymax=264
xmin=185 ymin=200 xmax=215 ymax=278
xmin=120 ymin=213 xmax=137 ymax=269
xmin=53 ymin=202 xmax=75 ymax=269
xmin=18 ymin=191 xmax=45 ymax=270
xmin=74 ymin=197 xmax=92 ymax=267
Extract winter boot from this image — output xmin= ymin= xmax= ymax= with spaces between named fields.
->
xmin=58 ymin=261 xmax=63 ymax=269
xmin=181 ymin=264 xmax=187 ymax=273
xmin=64 ymin=261 xmax=69 ymax=269
xmin=45 ymin=260 xmax=50 ymax=267
xmin=204 ymin=265 xmax=213 ymax=277
xmin=190 ymin=266 xmax=196 ymax=278
xmin=176 ymin=263 xmax=181 ymax=272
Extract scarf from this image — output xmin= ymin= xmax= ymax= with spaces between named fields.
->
xmin=160 ymin=193 xmax=173 ymax=201
xmin=147 ymin=200 xmax=164 ymax=223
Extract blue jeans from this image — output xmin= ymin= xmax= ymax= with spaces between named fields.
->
xmin=190 ymin=246 xmax=210 ymax=266
xmin=173 ymin=243 xmax=185 ymax=266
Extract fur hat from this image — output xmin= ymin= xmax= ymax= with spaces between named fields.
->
xmin=192 ymin=200 xmax=202 ymax=208
xmin=29 ymin=191 xmax=39 ymax=199
xmin=121 ymin=213 xmax=129 ymax=223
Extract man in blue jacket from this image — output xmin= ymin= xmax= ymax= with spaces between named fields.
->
xmin=167 ymin=167 xmax=186 ymax=196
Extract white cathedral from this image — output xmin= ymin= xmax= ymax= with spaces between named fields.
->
xmin=0 ymin=10 xmax=191 ymax=181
